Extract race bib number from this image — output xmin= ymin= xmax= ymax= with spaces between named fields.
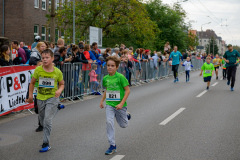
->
xmin=205 ymin=70 xmax=211 ymax=73
xmin=214 ymin=62 xmax=218 ymax=65
xmin=106 ymin=91 xmax=121 ymax=101
xmin=39 ymin=78 xmax=55 ymax=88
xmin=187 ymin=63 xmax=190 ymax=66
xmin=33 ymin=87 xmax=38 ymax=95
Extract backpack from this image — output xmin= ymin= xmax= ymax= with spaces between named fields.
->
xmin=23 ymin=47 xmax=31 ymax=61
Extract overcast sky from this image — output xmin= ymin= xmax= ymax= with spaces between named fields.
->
xmin=144 ymin=0 xmax=240 ymax=46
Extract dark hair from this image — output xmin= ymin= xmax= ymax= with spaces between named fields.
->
xmin=104 ymin=48 xmax=111 ymax=55
xmin=79 ymin=41 xmax=84 ymax=46
xmin=120 ymin=48 xmax=124 ymax=52
xmin=129 ymin=47 xmax=133 ymax=51
xmin=37 ymin=60 xmax=42 ymax=65
xmin=50 ymin=42 xmax=55 ymax=48
xmin=41 ymin=49 xmax=54 ymax=57
xmin=0 ymin=45 xmax=10 ymax=60
xmin=72 ymin=44 xmax=79 ymax=52
xmin=106 ymin=56 xmax=121 ymax=68
xmin=43 ymin=41 xmax=49 ymax=49
xmin=12 ymin=40 xmax=19 ymax=46
xmin=92 ymin=42 xmax=97 ymax=47
xmin=58 ymin=46 xmax=66 ymax=54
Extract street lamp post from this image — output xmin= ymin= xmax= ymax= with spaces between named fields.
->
xmin=201 ymin=22 xmax=211 ymax=54
xmin=73 ymin=0 xmax=75 ymax=44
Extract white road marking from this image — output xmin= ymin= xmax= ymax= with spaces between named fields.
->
xmin=212 ymin=82 xmax=218 ymax=86
xmin=159 ymin=108 xmax=185 ymax=125
xmin=110 ymin=155 xmax=125 ymax=160
xmin=196 ymin=90 xmax=208 ymax=98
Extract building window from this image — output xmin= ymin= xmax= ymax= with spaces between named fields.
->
xmin=42 ymin=0 xmax=46 ymax=10
xmin=34 ymin=0 xmax=39 ymax=8
xmin=42 ymin=26 xmax=46 ymax=41
xmin=34 ymin=25 xmax=39 ymax=40
xmin=199 ymin=40 xmax=201 ymax=42
xmin=55 ymin=28 xmax=59 ymax=43
xmin=204 ymin=40 xmax=206 ymax=42
xmin=61 ymin=30 xmax=64 ymax=39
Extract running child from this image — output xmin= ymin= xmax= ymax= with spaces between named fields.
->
xmin=26 ymin=49 xmax=64 ymax=152
xmin=100 ymin=56 xmax=131 ymax=155
xmin=182 ymin=57 xmax=193 ymax=82
xmin=221 ymin=59 xmax=226 ymax=80
xmin=26 ymin=60 xmax=43 ymax=132
xmin=212 ymin=54 xmax=221 ymax=79
xmin=199 ymin=57 xmax=214 ymax=90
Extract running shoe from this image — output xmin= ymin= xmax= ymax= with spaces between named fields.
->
xmin=231 ymin=87 xmax=234 ymax=91
xmin=188 ymin=79 xmax=190 ymax=82
xmin=206 ymin=87 xmax=209 ymax=90
xmin=227 ymin=81 xmax=230 ymax=85
xmin=174 ymin=79 xmax=177 ymax=83
xmin=176 ymin=78 xmax=179 ymax=82
xmin=127 ymin=112 xmax=131 ymax=120
xmin=105 ymin=145 xmax=117 ymax=155
xmin=186 ymin=79 xmax=188 ymax=82
xmin=36 ymin=126 xmax=43 ymax=132
xmin=39 ymin=143 xmax=51 ymax=152
xmin=216 ymin=76 xmax=218 ymax=80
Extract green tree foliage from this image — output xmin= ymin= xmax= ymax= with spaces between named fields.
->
xmin=233 ymin=45 xmax=240 ymax=52
xmin=205 ymin=37 xmax=219 ymax=55
xmin=145 ymin=0 xmax=198 ymax=52
xmin=50 ymin=0 xmax=158 ymax=50
xmin=47 ymin=0 xmax=197 ymax=51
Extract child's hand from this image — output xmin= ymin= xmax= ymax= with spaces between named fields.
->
xmin=55 ymin=90 xmax=61 ymax=98
xmin=199 ymin=73 xmax=202 ymax=76
xmin=116 ymin=104 xmax=123 ymax=110
xmin=26 ymin=96 xmax=33 ymax=103
xmin=100 ymin=101 xmax=104 ymax=109
xmin=212 ymin=73 xmax=214 ymax=76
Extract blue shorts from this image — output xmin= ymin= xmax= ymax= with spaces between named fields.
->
xmin=204 ymin=76 xmax=212 ymax=82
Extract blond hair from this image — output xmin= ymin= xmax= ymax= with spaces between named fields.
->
xmin=36 ymin=42 xmax=45 ymax=53
xmin=57 ymin=38 xmax=64 ymax=45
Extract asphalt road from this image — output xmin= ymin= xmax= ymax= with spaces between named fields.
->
xmin=1 ymin=68 xmax=240 ymax=160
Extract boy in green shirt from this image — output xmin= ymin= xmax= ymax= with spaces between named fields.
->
xmin=199 ymin=57 xmax=214 ymax=90
xmin=100 ymin=56 xmax=131 ymax=155
xmin=26 ymin=49 xmax=64 ymax=152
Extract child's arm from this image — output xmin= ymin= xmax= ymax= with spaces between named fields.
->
xmin=199 ymin=69 xmax=203 ymax=76
xmin=116 ymin=86 xmax=130 ymax=110
xmin=100 ymin=89 xmax=107 ymax=109
xmin=55 ymin=80 xmax=65 ymax=98
xmin=25 ymin=77 xmax=37 ymax=103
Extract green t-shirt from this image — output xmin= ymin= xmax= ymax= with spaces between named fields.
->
xmin=103 ymin=72 xmax=129 ymax=108
xmin=31 ymin=74 xmax=38 ymax=87
xmin=201 ymin=62 xmax=214 ymax=77
xmin=222 ymin=59 xmax=226 ymax=68
xmin=223 ymin=50 xmax=240 ymax=67
xmin=33 ymin=66 xmax=63 ymax=101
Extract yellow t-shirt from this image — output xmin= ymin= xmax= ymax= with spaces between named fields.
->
xmin=33 ymin=66 xmax=63 ymax=101
xmin=213 ymin=58 xmax=220 ymax=67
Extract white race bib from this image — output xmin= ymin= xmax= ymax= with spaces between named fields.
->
xmin=39 ymin=78 xmax=55 ymax=88
xmin=33 ymin=87 xmax=38 ymax=95
xmin=106 ymin=91 xmax=121 ymax=101
xmin=205 ymin=70 xmax=211 ymax=74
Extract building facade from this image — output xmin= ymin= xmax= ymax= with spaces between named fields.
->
xmin=197 ymin=29 xmax=223 ymax=55
xmin=0 ymin=0 xmax=63 ymax=46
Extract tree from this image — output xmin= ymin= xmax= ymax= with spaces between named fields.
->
xmin=205 ymin=37 xmax=219 ymax=55
xmin=48 ymin=0 xmax=159 ymax=49
xmin=233 ymin=45 xmax=240 ymax=53
xmin=145 ymin=0 xmax=192 ymax=51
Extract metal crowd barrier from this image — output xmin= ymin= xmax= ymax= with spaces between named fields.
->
xmin=54 ymin=59 xmax=204 ymax=102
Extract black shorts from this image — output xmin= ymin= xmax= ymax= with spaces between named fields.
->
xmin=204 ymin=76 xmax=212 ymax=82
xmin=172 ymin=64 xmax=179 ymax=72
xmin=214 ymin=66 xmax=219 ymax=71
